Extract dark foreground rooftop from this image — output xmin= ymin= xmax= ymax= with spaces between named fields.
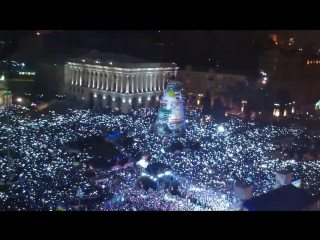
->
xmin=243 ymin=184 xmax=316 ymax=211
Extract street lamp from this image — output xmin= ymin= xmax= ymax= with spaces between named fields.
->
xmin=16 ymin=97 xmax=22 ymax=103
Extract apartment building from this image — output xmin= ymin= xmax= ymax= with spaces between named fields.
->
xmin=178 ymin=65 xmax=248 ymax=106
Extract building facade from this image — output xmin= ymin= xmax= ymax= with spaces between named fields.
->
xmin=178 ymin=65 xmax=248 ymax=106
xmin=64 ymin=51 xmax=176 ymax=113
xmin=259 ymin=48 xmax=320 ymax=108
xmin=268 ymin=30 xmax=320 ymax=52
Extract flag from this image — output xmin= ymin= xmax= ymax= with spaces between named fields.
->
xmin=76 ymin=186 xmax=83 ymax=198
xmin=58 ymin=203 xmax=67 ymax=211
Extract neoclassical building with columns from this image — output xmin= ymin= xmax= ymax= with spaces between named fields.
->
xmin=63 ymin=51 xmax=178 ymax=113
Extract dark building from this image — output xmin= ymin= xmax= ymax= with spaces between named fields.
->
xmin=243 ymin=184 xmax=318 ymax=211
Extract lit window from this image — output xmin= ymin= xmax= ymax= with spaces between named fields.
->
xmin=307 ymin=60 xmax=310 ymax=65
xmin=317 ymin=60 xmax=319 ymax=64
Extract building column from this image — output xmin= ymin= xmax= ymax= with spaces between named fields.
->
xmin=71 ymin=68 xmax=74 ymax=84
xmin=153 ymin=74 xmax=156 ymax=91
xmin=96 ymin=72 xmax=100 ymax=89
xmin=162 ymin=73 xmax=165 ymax=89
xmin=100 ymin=72 xmax=104 ymax=89
xmin=74 ymin=69 xmax=78 ymax=85
xmin=105 ymin=73 xmax=109 ymax=90
xmin=82 ymin=70 xmax=86 ymax=87
xmin=131 ymin=75 xmax=135 ymax=93
xmin=111 ymin=75 xmax=115 ymax=91
xmin=92 ymin=72 xmax=95 ymax=88
xmin=156 ymin=74 xmax=160 ymax=90
xmin=111 ymin=74 xmax=115 ymax=91
xmin=140 ymin=75 xmax=142 ymax=92
xmin=120 ymin=74 xmax=124 ymax=93
xmin=87 ymin=70 xmax=91 ymax=87
xmin=126 ymin=75 xmax=129 ymax=93
xmin=79 ymin=70 xmax=82 ymax=86
xmin=136 ymin=75 xmax=139 ymax=92
xmin=144 ymin=74 xmax=148 ymax=92
xmin=148 ymin=74 xmax=152 ymax=91
xmin=116 ymin=74 xmax=119 ymax=92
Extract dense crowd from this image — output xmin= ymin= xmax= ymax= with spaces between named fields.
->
xmin=0 ymin=104 xmax=319 ymax=211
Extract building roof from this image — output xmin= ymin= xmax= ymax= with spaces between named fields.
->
xmin=243 ymin=184 xmax=316 ymax=211
xmin=82 ymin=50 xmax=150 ymax=64
xmin=180 ymin=64 xmax=258 ymax=80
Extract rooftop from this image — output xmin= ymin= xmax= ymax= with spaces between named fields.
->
xmin=82 ymin=50 xmax=150 ymax=64
xmin=243 ymin=184 xmax=316 ymax=211
xmin=68 ymin=50 xmax=175 ymax=69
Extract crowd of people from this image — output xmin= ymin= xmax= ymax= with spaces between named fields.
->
xmin=0 ymin=104 xmax=319 ymax=211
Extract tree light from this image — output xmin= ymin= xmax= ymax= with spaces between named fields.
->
xmin=218 ymin=126 xmax=224 ymax=132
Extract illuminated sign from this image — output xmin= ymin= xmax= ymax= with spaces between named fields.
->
xmin=18 ymin=72 xmax=36 ymax=75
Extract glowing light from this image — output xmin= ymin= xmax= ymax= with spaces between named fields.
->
xmin=217 ymin=126 xmax=224 ymax=132
xmin=137 ymin=159 xmax=149 ymax=169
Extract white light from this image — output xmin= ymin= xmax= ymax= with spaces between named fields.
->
xmin=16 ymin=98 xmax=22 ymax=103
xmin=137 ymin=159 xmax=149 ymax=169
xmin=158 ymin=174 xmax=164 ymax=178
xmin=21 ymin=63 xmax=25 ymax=67
xmin=164 ymin=171 xmax=171 ymax=175
xmin=218 ymin=126 xmax=224 ymax=132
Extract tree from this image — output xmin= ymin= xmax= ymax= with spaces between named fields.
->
xmin=212 ymin=96 xmax=226 ymax=123
xmin=201 ymin=90 xmax=212 ymax=115
xmin=227 ymin=81 xmax=247 ymax=109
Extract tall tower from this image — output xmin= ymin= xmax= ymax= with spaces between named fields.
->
xmin=155 ymin=72 xmax=185 ymax=137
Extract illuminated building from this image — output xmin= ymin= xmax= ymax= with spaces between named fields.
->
xmin=260 ymin=48 xmax=320 ymax=109
xmin=268 ymin=30 xmax=320 ymax=51
xmin=0 ymin=72 xmax=12 ymax=108
xmin=178 ymin=65 xmax=248 ymax=107
xmin=155 ymin=74 xmax=185 ymax=137
xmin=64 ymin=51 xmax=176 ymax=113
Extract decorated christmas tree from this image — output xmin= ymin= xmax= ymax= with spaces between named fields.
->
xmin=155 ymin=73 xmax=185 ymax=137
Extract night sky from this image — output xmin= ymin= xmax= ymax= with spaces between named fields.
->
xmin=1 ymin=30 xmax=272 ymax=72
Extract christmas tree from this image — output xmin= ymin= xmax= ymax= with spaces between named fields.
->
xmin=155 ymin=73 xmax=185 ymax=137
